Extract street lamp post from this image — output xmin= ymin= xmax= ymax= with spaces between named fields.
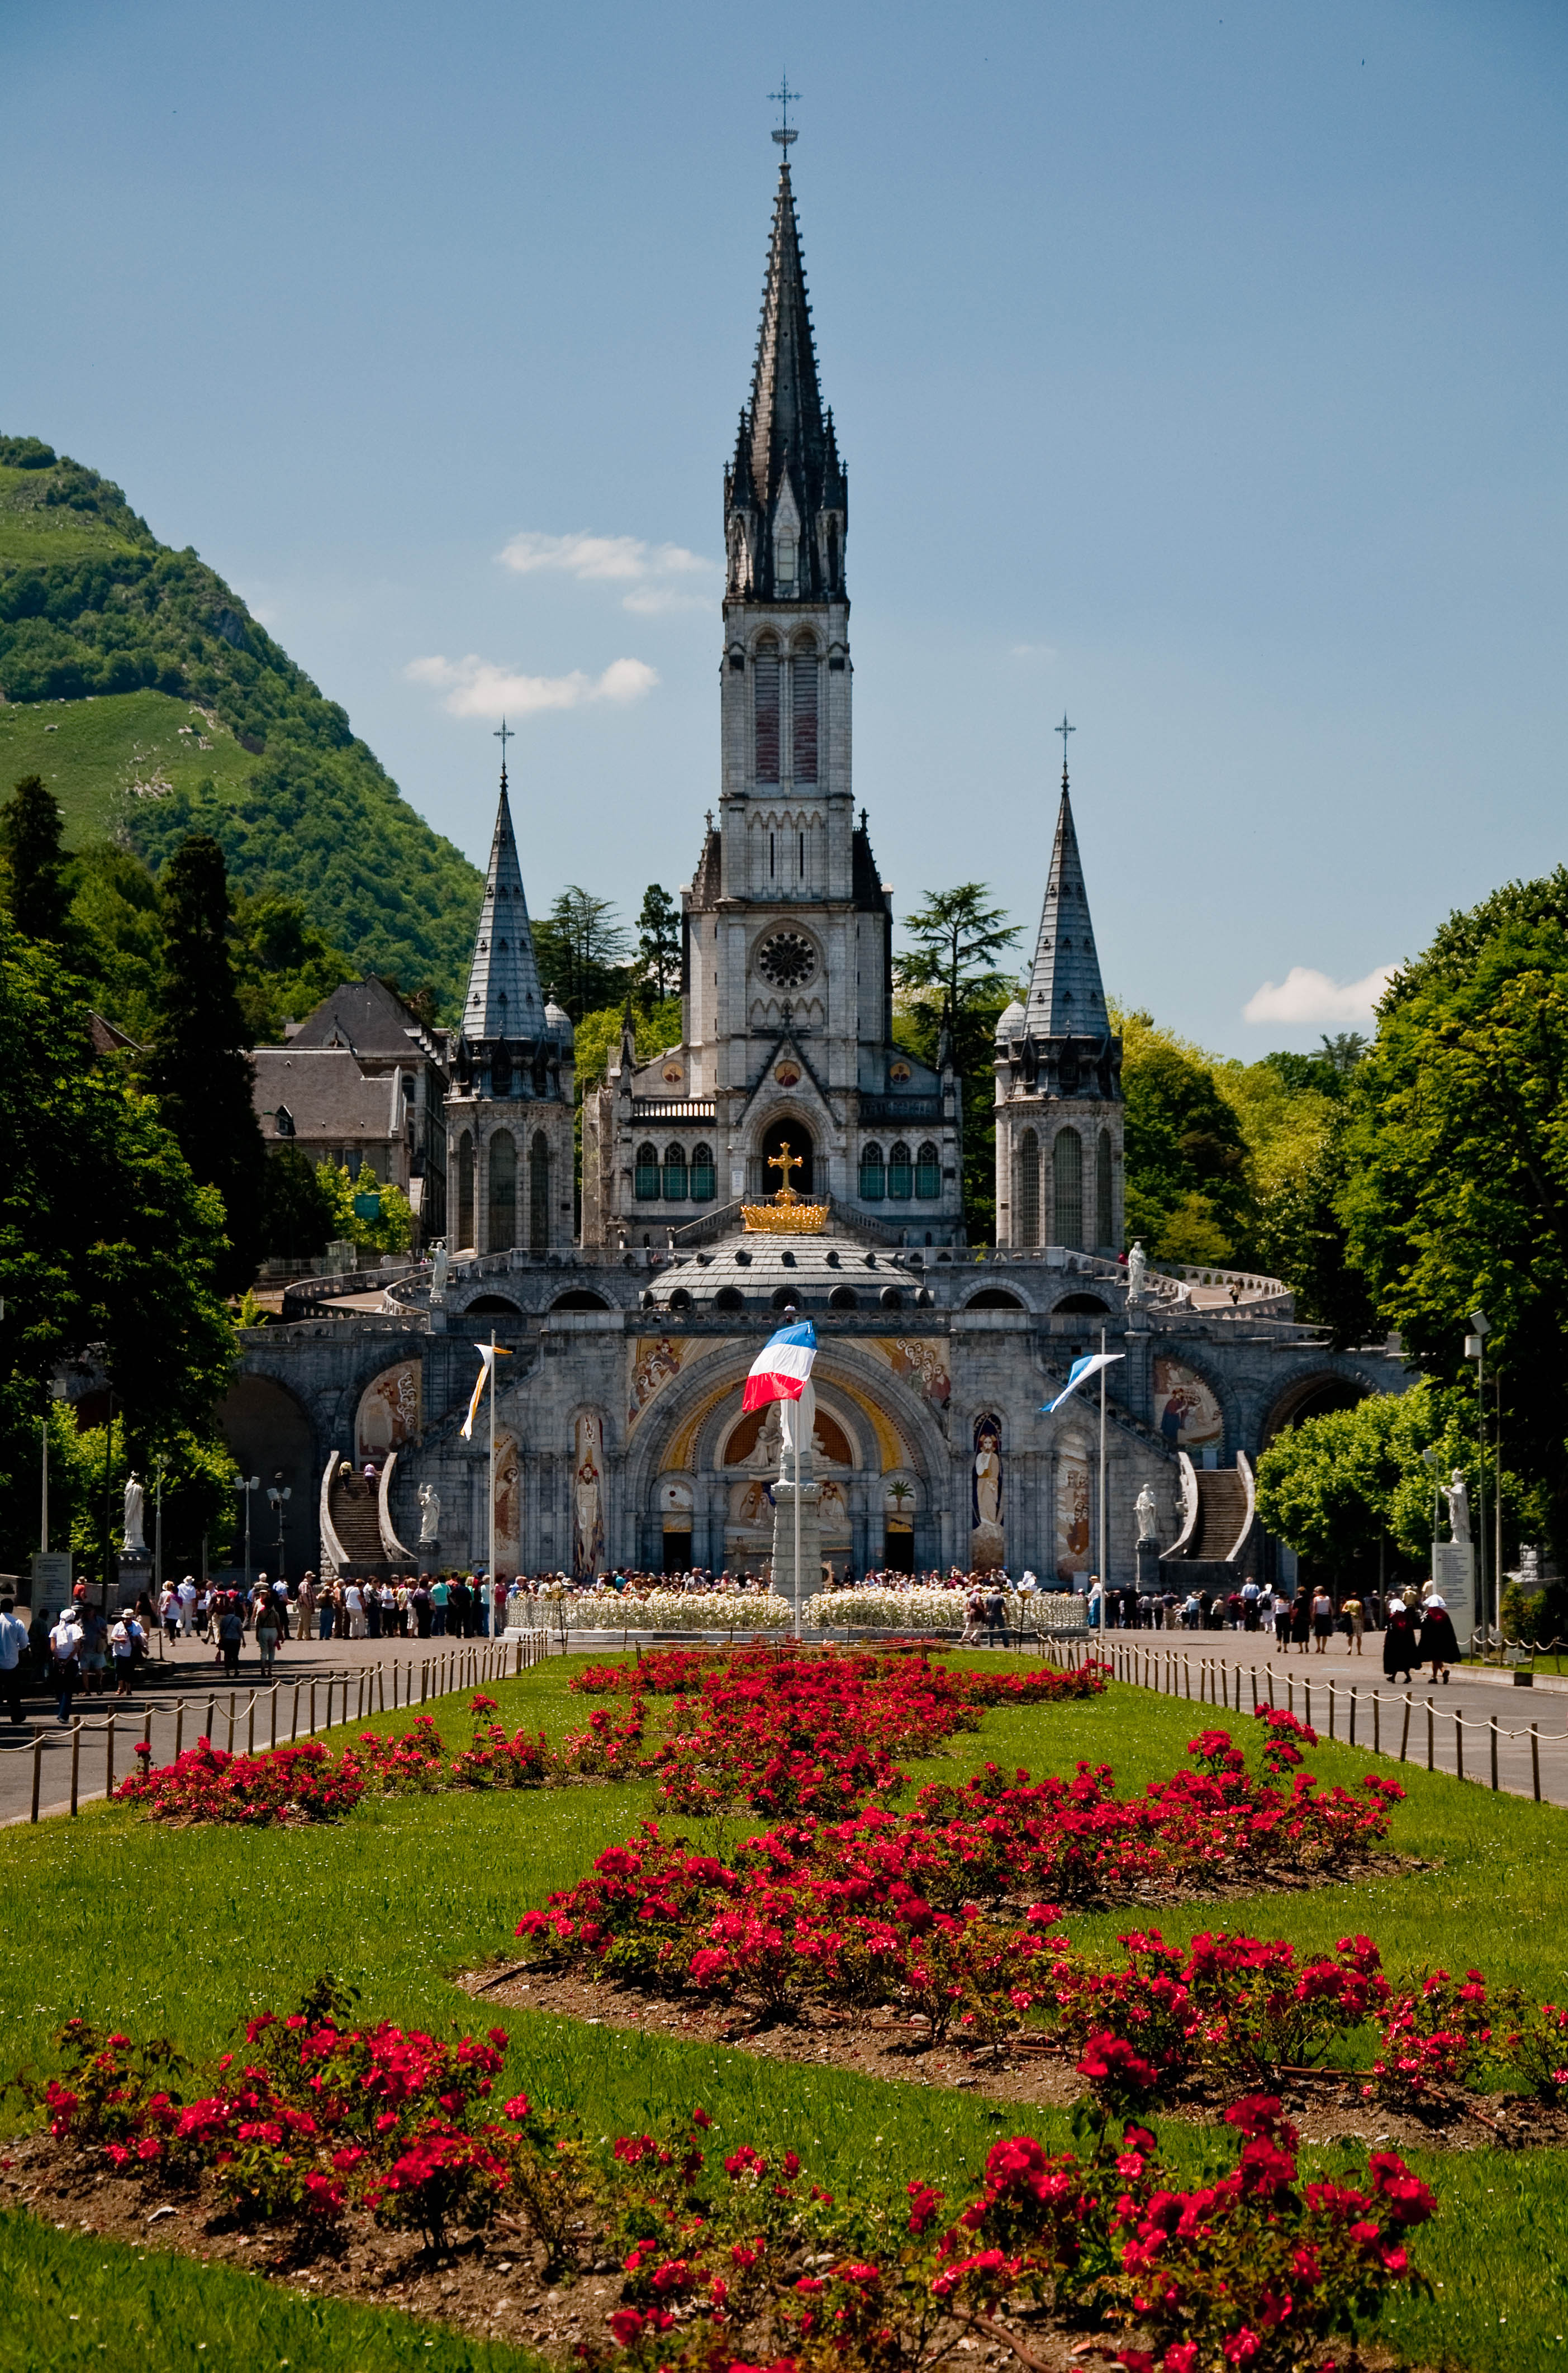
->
xmin=267 ymin=1482 xmax=292 ymax=1581
xmin=236 ymin=1475 xmax=260 ymax=1597
xmin=1464 ymin=1312 xmax=1490 ymax=1652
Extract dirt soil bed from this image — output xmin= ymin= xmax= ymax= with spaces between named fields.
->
xmin=462 ymin=1962 xmax=1568 ymax=2158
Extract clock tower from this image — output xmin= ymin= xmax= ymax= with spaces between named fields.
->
xmin=581 ymin=135 xmax=963 ymax=1247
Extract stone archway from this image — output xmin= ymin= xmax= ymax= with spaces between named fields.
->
xmin=1260 ymin=1371 xmax=1370 ymax=1447
xmin=216 ymin=1373 xmax=317 ymax=1577
xmin=758 ymin=1118 xmax=815 ymax=1197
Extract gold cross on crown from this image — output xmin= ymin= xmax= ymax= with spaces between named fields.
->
xmin=767 ymin=1140 xmax=804 ymax=1201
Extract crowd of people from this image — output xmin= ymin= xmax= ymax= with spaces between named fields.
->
xmin=1085 ymin=1572 xmax=1464 ymax=1684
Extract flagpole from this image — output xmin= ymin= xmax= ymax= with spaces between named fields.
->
xmin=794 ymin=1396 xmax=803 ymax=1641
xmin=1097 ymin=1326 xmax=1108 ymax=1624
xmin=488 ymin=1328 xmax=497 ymax=1600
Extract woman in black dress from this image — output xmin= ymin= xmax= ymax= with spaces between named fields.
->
xmin=1382 ymin=1599 xmax=1418 ymax=1683
xmin=1418 ymin=1592 xmax=1460 ymax=1683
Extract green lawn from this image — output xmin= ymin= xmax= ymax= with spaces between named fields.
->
xmin=0 ymin=687 xmax=258 ymax=849
xmin=2 ymin=1657 xmax=1565 ymax=2370
xmin=0 ymin=463 xmax=144 ymax=565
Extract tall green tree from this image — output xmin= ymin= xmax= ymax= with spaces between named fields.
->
xmin=145 ymin=834 xmax=264 ymax=1295
xmin=1338 ymin=885 xmax=1568 ymax=1558
xmin=894 ymin=883 xmax=1022 ymax=1242
xmin=0 ymin=918 xmax=236 ymax=1573
xmin=531 ymin=886 xmax=633 ymax=1020
xmin=0 ymin=774 xmax=73 ymax=944
xmin=259 ymin=1144 xmax=336 ymax=1261
xmin=1118 ymin=1009 xmax=1253 ymax=1263
xmin=635 ymin=884 xmax=681 ymax=1002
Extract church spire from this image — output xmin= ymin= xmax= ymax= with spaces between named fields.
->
xmin=1024 ymin=736 xmax=1110 ymax=1038
xmin=462 ymin=741 xmax=546 ymax=1043
xmin=725 ymin=133 xmax=845 ymax=601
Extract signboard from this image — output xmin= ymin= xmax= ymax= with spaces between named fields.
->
xmin=31 ymin=1551 xmax=72 ymax=1605
xmin=1432 ymin=1541 xmax=1476 ymax=1651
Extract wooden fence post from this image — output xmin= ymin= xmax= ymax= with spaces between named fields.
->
xmin=226 ymin=1694 xmax=236 ymax=1754
xmin=104 ymin=1714 xmax=115 ymax=1801
xmin=70 ymin=1722 xmax=81 ymax=1816
xmin=1490 ymin=1716 xmax=1499 ymax=1792
xmin=1400 ymin=1694 xmax=1411 ymax=1762
xmin=1372 ymin=1691 xmax=1380 ymax=1755
xmin=1250 ymin=1668 xmax=1258 ymax=1714
xmin=205 ymin=1694 xmax=215 ymax=1743
xmin=1349 ymin=1687 xmax=1357 ymax=1746
xmin=247 ymin=1695 xmax=255 ymax=1756
xmin=30 ymin=1732 xmax=42 ymax=1824
xmin=1427 ymin=1699 xmax=1435 ymax=1772
xmin=1532 ymin=1724 xmax=1541 ymax=1803
xmin=173 ymin=1703 xmax=184 ymax=1763
xmin=1455 ymin=1711 xmax=1465 ymax=1784
xmin=308 ymin=1681 xmax=316 ymax=1736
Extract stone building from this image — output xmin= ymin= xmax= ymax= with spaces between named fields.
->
xmin=254 ymin=974 xmax=450 ymax=1238
xmin=225 ymin=135 xmax=1410 ymax=1591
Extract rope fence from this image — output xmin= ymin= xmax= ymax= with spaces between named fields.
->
xmin=1039 ymin=1637 xmax=1558 ymax=1804
xmin=9 ymin=1632 xmax=552 ymax=1824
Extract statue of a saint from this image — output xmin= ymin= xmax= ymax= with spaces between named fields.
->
xmin=1126 ymin=1241 xmax=1147 ymax=1303
xmin=121 ymin=1472 xmax=146 ymax=1554
xmin=1134 ymin=1482 xmax=1158 ymax=1543
xmin=417 ymin=1481 xmax=441 ymax=1544
xmin=429 ymin=1243 xmax=450 ymax=1305
xmin=1443 ymin=1470 xmax=1471 ymax=1544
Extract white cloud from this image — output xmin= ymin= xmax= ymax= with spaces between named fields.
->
xmin=1242 ymin=963 xmax=1396 ymax=1028
xmin=1010 ymin=641 xmax=1059 ymax=663
xmin=497 ymin=529 xmax=716 ymax=612
xmin=405 ymin=653 xmax=658 ymax=720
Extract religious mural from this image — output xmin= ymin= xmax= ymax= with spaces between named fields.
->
xmin=729 ymin=1476 xmax=775 ymax=1529
xmin=1152 ymin=1359 xmax=1224 ymax=1453
xmin=817 ymin=1479 xmax=851 ymax=1540
xmin=869 ymin=1338 xmax=951 ymax=1411
xmin=1055 ymin=1449 xmax=1092 ymax=1582
xmin=356 ymin=1361 xmax=421 ymax=1466
xmin=494 ymin=1430 xmax=521 ymax=1572
xmin=628 ymin=1335 xmax=688 ymax=1428
xmin=970 ymin=1412 xmax=1005 ymax=1570
xmin=571 ymin=1411 xmax=606 ymax=1578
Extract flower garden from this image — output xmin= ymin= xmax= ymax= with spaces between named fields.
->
xmin=2 ymin=1644 xmax=1567 ymax=2372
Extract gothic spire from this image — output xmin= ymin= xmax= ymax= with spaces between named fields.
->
xmin=725 ymin=153 xmax=845 ymax=601
xmin=462 ymin=767 xmax=546 ymax=1043
xmin=1024 ymin=764 xmax=1110 ymax=1039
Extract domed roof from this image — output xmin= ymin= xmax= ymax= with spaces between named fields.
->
xmin=995 ymin=998 xmax=1027 ymax=1040
xmin=544 ymin=996 xmax=574 ymax=1045
xmin=643 ymin=1234 xmax=932 ymax=1315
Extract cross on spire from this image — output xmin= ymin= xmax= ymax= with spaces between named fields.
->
xmin=1055 ymin=713 xmax=1075 ymax=790
xmin=494 ymin=717 xmax=515 ymax=788
xmin=770 ymin=70 xmax=800 ymax=149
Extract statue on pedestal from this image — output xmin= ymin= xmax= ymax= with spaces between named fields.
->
xmin=1126 ymin=1241 xmax=1147 ymax=1303
xmin=1443 ymin=1470 xmax=1471 ymax=1544
xmin=429 ymin=1244 xmax=450 ymax=1306
xmin=1134 ymin=1482 xmax=1158 ymax=1543
xmin=417 ymin=1481 xmax=441 ymax=1545
xmin=122 ymin=1473 xmax=146 ymax=1554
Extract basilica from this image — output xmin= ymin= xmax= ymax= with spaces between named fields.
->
xmin=230 ymin=141 xmax=1407 ymax=1593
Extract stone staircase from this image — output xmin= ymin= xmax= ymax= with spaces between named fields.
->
xmin=327 ymin=1472 xmax=385 ymax=1572
xmin=1191 ymin=1469 xmax=1249 ymax=1559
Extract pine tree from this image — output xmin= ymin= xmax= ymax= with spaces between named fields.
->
xmin=636 ymin=883 xmax=681 ymax=1001
xmin=0 ymin=774 xmax=74 ymax=943
xmin=146 ymin=834 xmax=264 ymax=1294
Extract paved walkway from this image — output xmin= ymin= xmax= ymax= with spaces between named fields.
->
xmin=1088 ymin=1625 xmax=1568 ymax=1806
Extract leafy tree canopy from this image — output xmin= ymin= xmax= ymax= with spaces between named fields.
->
xmin=895 ymin=883 xmax=1021 ymax=1244
xmin=0 ymin=773 xmax=74 ymax=944
xmin=636 ymin=884 xmax=681 ymax=1002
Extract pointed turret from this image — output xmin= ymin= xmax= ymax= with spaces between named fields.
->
xmin=462 ymin=767 xmax=545 ymax=1043
xmin=1023 ymin=767 xmax=1110 ymax=1038
xmin=725 ymin=156 xmax=845 ymax=601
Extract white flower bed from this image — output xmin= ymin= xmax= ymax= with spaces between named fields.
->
xmin=805 ymin=1586 xmax=1088 ymax=1634
xmin=507 ymin=1587 xmax=792 ymax=1634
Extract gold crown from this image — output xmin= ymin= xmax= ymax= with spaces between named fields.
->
xmin=742 ymin=1199 xmax=830 ymax=1235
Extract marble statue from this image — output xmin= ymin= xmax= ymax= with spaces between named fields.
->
xmin=1444 ymin=1470 xmax=1472 ymax=1544
xmin=121 ymin=1472 xmax=146 ymax=1554
xmin=417 ymin=1481 xmax=441 ymax=1544
xmin=429 ymin=1243 xmax=450 ymax=1305
xmin=1134 ymin=1481 xmax=1158 ymax=1543
xmin=1127 ymin=1240 xmax=1147 ymax=1302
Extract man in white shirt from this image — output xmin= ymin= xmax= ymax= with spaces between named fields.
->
xmin=0 ymin=1597 xmax=30 ymax=1724
xmin=178 ymin=1576 xmax=197 ymax=1637
xmin=49 ymin=1608 xmax=84 ymax=1725
xmin=110 ymin=1609 xmax=144 ymax=1697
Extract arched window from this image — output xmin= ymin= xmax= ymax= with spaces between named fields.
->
xmin=1053 ymin=1126 xmax=1083 ymax=1250
xmin=487 ymin=1129 xmax=516 ymax=1253
xmin=1018 ymin=1126 xmax=1040 ymax=1249
xmin=634 ymin=1142 xmax=659 ymax=1200
xmin=914 ymin=1140 xmax=940 ymax=1199
xmin=529 ymin=1128 xmax=549 ymax=1248
xmin=754 ymin=636 xmax=780 ymax=783
xmin=792 ymin=644 xmax=818 ymax=783
xmin=888 ymin=1141 xmax=913 ymax=1200
xmin=775 ymin=528 xmax=796 ymax=589
xmin=457 ymin=1129 xmax=474 ymax=1248
xmin=690 ymin=1142 xmax=716 ymax=1202
xmin=662 ymin=1142 xmax=688 ymax=1201
xmin=1096 ymin=1126 xmax=1114 ymax=1250
xmin=859 ymin=1142 xmax=885 ymax=1201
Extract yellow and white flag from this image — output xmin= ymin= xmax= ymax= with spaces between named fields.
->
xmin=460 ymin=1342 xmax=511 ymax=1438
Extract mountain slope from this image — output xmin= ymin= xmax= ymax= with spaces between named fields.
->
xmin=0 ymin=433 xmax=481 ymax=1009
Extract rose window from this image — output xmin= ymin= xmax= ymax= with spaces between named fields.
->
xmin=755 ymin=930 xmax=817 ymax=991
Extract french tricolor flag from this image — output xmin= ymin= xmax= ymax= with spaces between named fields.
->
xmin=742 ymin=1319 xmax=818 ymax=1411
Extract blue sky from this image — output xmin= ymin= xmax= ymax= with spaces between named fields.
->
xmin=7 ymin=0 xmax=1566 ymax=1053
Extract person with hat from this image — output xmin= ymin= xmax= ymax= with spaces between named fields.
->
xmin=1418 ymin=1589 xmax=1460 ymax=1682
xmin=0 ymin=1596 xmax=30 ymax=1724
xmin=49 ymin=1604 xmax=84 ymax=1725
xmin=1382 ymin=1594 xmax=1419 ymax=1683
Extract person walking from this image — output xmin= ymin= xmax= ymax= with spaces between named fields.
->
xmin=218 ymin=1596 xmax=245 ymax=1677
xmin=255 ymin=1594 xmax=280 ymax=1678
xmin=1382 ymin=1597 xmax=1418 ymax=1683
xmin=0 ymin=1596 xmax=30 ymax=1724
xmin=1310 ymin=1588 xmax=1334 ymax=1654
xmin=49 ymin=1605 xmax=84 ymax=1725
xmin=109 ymin=1608 xmax=143 ymax=1697
xmin=430 ymin=1576 xmax=449 ymax=1638
xmin=1418 ymin=1591 xmax=1460 ymax=1684
xmin=1342 ymin=1594 xmax=1365 ymax=1655
xmin=177 ymin=1574 xmax=198 ymax=1636
xmin=1272 ymin=1592 xmax=1291 ymax=1650
xmin=982 ymin=1580 xmax=1009 ymax=1648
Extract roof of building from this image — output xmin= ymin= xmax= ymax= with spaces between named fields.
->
xmin=462 ymin=773 xmax=549 ymax=1045
xmin=286 ymin=974 xmax=436 ymax=1061
xmin=1024 ymin=774 xmax=1111 ymax=1039
xmin=253 ymin=1047 xmax=403 ymax=1142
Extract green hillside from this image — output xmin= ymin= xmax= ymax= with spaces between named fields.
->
xmin=0 ymin=435 xmax=482 ymax=1010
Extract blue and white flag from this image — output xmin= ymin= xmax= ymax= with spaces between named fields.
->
xmin=742 ymin=1319 xmax=818 ymax=1411
xmin=1040 ymin=1350 xmax=1124 ymax=1414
